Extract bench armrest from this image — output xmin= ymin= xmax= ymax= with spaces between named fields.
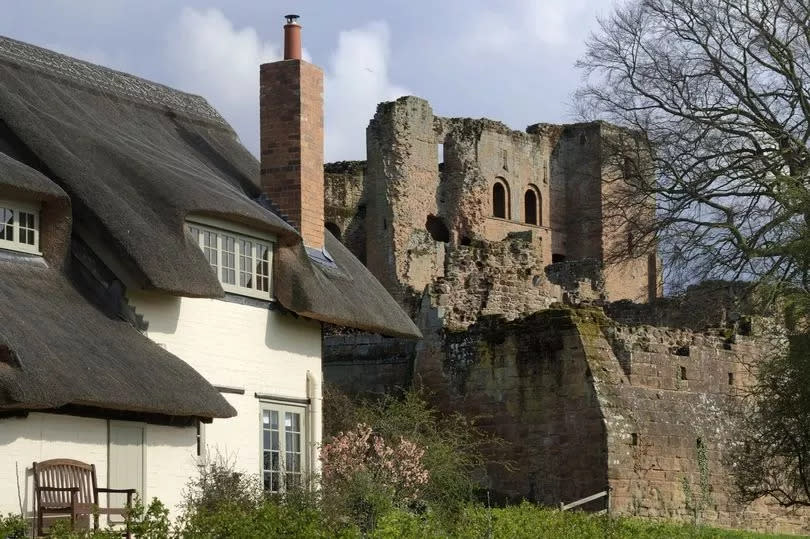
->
xmin=96 ymin=488 xmax=137 ymax=494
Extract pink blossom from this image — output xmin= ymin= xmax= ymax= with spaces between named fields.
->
xmin=321 ymin=423 xmax=429 ymax=500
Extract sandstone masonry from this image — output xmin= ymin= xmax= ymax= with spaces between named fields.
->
xmin=321 ymin=96 xmax=809 ymax=534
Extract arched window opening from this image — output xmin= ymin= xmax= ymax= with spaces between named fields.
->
xmin=524 ymin=186 xmax=542 ymax=226
xmin=492 ymin=179 xmax=509 ymax=219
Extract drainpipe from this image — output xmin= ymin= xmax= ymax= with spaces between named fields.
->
xmin=306 ymin=370 xmax=322 ymax=481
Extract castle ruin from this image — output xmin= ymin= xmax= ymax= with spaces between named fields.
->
xmin=322 ymin=96 xmax=810 ymax=534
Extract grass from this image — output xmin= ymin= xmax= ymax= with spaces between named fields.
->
xmin=371 ymin=503 xmax=805 ymax=538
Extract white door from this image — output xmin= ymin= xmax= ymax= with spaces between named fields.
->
xmin=108 ymin=422 xmax=145 ymax=520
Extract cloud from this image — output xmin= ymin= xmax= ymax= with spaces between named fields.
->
xmin=457 ymin=0 xmax=594 ymax=54
xmin=166 ymin=8 xmax=280 ymax=154
xmin=324 ymin=22 xmax=409 ymax=161
xmin=164 ymin=8 xmax=407 ymax=161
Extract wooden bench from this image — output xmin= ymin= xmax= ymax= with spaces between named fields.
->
xmin=33 ymin=459 xmax=135 ymax=537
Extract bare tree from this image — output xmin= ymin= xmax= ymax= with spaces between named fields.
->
xmin=578 ymin=0 xmax=810 ymax=508
xmin=577 ymin=0 xmax=810 ymax=294
xmin=731 ymin=332 xmax=810 ymax=508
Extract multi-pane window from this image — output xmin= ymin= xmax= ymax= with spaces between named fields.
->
xmin=221 ymin=235 xmax=236 ymax=285
xmin=0 ymin=201 xmax=40 ymax=254
xmin=261 ymin=404 xmax=306 ymax=493
xmin=187 ymin=220 xmax=274 ymax=299
xmin=239 ymin=239 xmax=253 ymax=288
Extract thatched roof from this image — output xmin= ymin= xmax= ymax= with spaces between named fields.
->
xmin=0 ymin=157 xmax=233 ymax=418
xmin=0 ymin=254 xmax=235 ymax=418
xmin=0 ymin=36 xmax=419 ymax=338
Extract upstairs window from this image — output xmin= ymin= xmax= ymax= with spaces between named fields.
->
xmin=0 ymin=200 xmax=40 ymax=255
xmin=187 ymin=219 xmax=274 ymax=300
xmin=524 ymin=186 xmax=541 ymax=226
xmin=492 ymin=179 xmax=510 ymax=219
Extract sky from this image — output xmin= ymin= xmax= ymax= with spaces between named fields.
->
xmin=0 ymin=1 xmax=617 ymax=162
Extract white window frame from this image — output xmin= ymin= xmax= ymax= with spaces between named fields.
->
xmin=186 ymin=217 xmax=275 ymax=300
xmin=259 ymin=401 xmax=309 ymax=493
xmin=0 ymin=199 xmax=41 ymax=255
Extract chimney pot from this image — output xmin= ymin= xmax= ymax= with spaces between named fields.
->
xmin=283 ymin=15 xmax=302 ymax=60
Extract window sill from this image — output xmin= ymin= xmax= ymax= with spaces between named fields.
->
xmin=0 ymin=242 xmax=41 ymax=256
xmin=220 ymin=292 xmax=276 ymax=309
xmin=486 ymin=217 xmax=551 ymax=231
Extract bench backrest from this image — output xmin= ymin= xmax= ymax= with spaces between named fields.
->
xmin=33 ymin=459 xmax=97 ymax=506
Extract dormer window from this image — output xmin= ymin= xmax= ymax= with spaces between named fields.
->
xmin=0 ymin=200 xmax=40 ymax=254
xmin=187 ymin=218 xmax=274 ymax=300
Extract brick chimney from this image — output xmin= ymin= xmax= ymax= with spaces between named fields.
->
xmin=260 ymin=15 xmax=324 ymax=249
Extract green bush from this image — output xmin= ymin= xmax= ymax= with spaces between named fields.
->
xmin=0 ymin=513 xmax=26 ymax=539
xmin=323 ymin=385 xmax=496 ymax=527
xmin=35 ymin=500 xmax=794 ymax=538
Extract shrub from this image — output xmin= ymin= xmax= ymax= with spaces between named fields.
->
xmin=325 ymin=387 xmax=495 ymax=520
xmin=180 ymin=451 xmax=263 ymax=514
xmin=0 ymin=513 xmax=26 ymax=539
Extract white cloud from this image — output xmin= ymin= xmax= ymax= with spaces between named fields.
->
xmin=164 ymin=8 xmax=407 ymax=161
xmin=166 ymin=8 xmax=280 ymax=154
xmin=457 ymin=0 xmax=595 ymax=54
xmin=324 ymin=22 xmax=409 ymax=161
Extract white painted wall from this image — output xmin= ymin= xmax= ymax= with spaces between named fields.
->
xmin=127 ymin=293 xmax=323 ymax=483
xmin=0 ymin=413 xmax=195 ymax=519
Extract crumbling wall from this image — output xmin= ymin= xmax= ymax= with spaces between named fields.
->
xmin=435 ymin=117 xmax=554 ymax=263
xmin=580 ymin=318 xmax=810 ymax=534
xmin=323 ymin=333 xmax=415 ymax=395
xmin=366 ymin=97 xmax=442 ymax=309
xmin=324 ymin=161 xmax=367 ymax=262
xmin=415 ymin=309 xmax=609 ymax=505
xmin=605 ymin=281 xmax=755 ymax=332
xmin=432 ymin=231 xmax=558 ymax=331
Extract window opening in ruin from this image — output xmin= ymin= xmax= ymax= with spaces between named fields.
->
xmin=674 ymin=345 xmax=690 ymax=356
xmin=543 ymin=162 xmax=548 ymax=184
xmin=524 ymin=186 xmax=541 ymax=226
xmin=631 ymin=433 xmax=638 ymax=446
xmin=628 ymin=230 xmax=634 ymax=253
xmin=728 ymin=372 xmax=734 ymax=386
xmin=460 ymin=236 xmax=472 ymax=246
xmin=325 ymin=222 xmax=342 ymax=242
xmin=438 ymin=143 xmax=444 ymax=170
xmin=552 ymin=253 xmax=566 ymax=263
xmin=680 ymin=366 xmax=688 ymax=380
xmin=502 ymin=149 xmax=508 ymax=171
xmin=492 ymin=179 xmax=509 ymax=219
xmin=696 ymin=437 xmax=704 ymax=449
xmin=425 ymin=214 xmax=450 ymax=243
xmin=623 ymin=156 xmax=635 ymax=180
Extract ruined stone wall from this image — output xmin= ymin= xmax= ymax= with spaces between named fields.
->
xmin=324 ymin=161 xmax=367 ymax=262
xmin=432 ymin=231 xmax=559 ymax=331
xmin=410 ymin=304 xmax=809 ymax=534
xmin=366 ymin=97 xmax=441 ymax=308
xmin=414 ymin=309 xmax=609 ymax=507
xmin=599 ymin=123 xmax=659 ymax=303
xmin=581 ymin=319 xmax=810 ymax=534
xmin=323 ymin=333 xmax=415 ymax=395
xmin=547 ymin=122 xmax=603 ymax=261
xmin=435 ymin=117 xmax=554 ymax=264
xmin=605 ymin=281 xmax=755 ymax=332
xmin=329 ymin=97 xmax=655 ymax=306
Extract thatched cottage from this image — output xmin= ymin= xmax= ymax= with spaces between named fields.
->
xmin=0 ymin=17 xmax=418 ymax=522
